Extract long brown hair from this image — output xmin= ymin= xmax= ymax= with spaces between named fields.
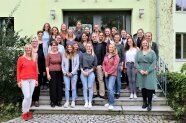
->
xmin=64 ymin=44 xmax=75 ymax=59
xmin=125 ymin=38 xmax=137 ymax=51
xmin=42 ymin=23 xmax=51 ymax=34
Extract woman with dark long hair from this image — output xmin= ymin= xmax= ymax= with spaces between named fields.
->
xmin=125 ymin=38 xmax=139 ymax=99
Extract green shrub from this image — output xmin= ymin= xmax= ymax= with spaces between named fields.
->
xmin=167 ymin=72 xmax=186 ymax=120
xmin=0 ymin=28 xmax=30 ymax=103
xmin=180 ymin=63 xmax=186 ymax=74
xmin=0 ymin=102 xmax=21 ymax=122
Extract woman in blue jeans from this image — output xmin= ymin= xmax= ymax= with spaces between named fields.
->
xmin=62 ymin=44 xmax=79 ymax=108
xmin=102 ymin=43 xmax=120 ymax=110
xmin=80 ymin=42 xmax=97 ymax=108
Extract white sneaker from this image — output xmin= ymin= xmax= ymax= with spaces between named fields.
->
xmin=88 ymin=102 xmax=92 ymax=108
xmin=133 ymin=93 xmax=137 ymax=99
xmin=153 ymin=94 xmax=157 ymax=100
xmin=71 ymin=101 xmax=75 ymax=108
xmin=84 ymin=102 xmax=88 ymax=108
xmin=104 ymin=103 xmax=109 ymax=108
xmin=108 ymin=105 xmax=114 ymax=110
xmin=129 ymin=93 xmax=134 ymax=99
xmin=64 ymin=101 xmax=69 ymax=108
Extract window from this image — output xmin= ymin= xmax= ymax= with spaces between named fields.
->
xmin=176 ymin=33 xmax=186 ymax=60
xmin=0 ymin=17 xmax=14 ymax=31
xmin=63 ymin=11 xmax=131 ymax=33
xmin=176 ymin=0 xmax=186 ymax=11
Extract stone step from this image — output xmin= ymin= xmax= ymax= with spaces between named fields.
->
xmin=38 ymin=96 xmax=167 ymax=106
xmin=30 ymin=105 xmax=174 ymax=116
xmin=40 ymin=89 xmax=164 ymax=97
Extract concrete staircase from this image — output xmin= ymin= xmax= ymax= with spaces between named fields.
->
xmin=30 ymin=84 xmax=174 ymax=116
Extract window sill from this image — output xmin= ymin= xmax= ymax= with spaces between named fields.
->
xmin=175 ymin=59 xmax=186 ymax=62
xmin=175 ymin=11 xmax=186 ymax=14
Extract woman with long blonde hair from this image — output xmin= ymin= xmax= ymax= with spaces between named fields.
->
xmin=80 ymin=42 xmax=97 ymax=108
xmin=102 ymin=43 xmax=120 ymax=110
xmin=136 ymin=40 xmax=157 ymax=111
xmin=16 ymin=43 xmax=38 ymax=121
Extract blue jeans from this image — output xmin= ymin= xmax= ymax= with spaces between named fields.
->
xmin=105 ymin=75 xmax=116 ymax=106
xmin=115 ymin=64 xmax=122 ymax=94
xmin=80 ymin=69 xmax=95 ymax=103
xmin=64 ymin=75 xmax=78 ymax=101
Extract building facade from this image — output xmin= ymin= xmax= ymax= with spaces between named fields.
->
xmin=0 ymin=0 xmax=185 ymax=71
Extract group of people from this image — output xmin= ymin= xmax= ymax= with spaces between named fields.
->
xmin=16 ymin=20 xmax=158 ymax=121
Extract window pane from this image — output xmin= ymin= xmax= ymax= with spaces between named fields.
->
xmin=176 ymin=0 xmax=182 ymax=11
xmin=176 ymin=34 xmax=181 ymax=59
xmin=183 ymin=0 xmax=186 ymax=11
xmin=101 ymin=15 xmax=124 ymax=32
xmin=68 ymin=16 xmax=93 ymax=31
xmin=183 ymin=34 xmax=186 ymax=58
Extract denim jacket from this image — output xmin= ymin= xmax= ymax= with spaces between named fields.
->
xmin=62 ymin=54 xmax=79 ymax=75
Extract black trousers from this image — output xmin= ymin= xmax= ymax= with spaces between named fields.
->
xmin=142 ymin=88 xmax=153 ymax=105
xmin=42 ymin=75 xmax=47 ymax=86
xmin=49 ymin=71 xmax=63 ymax=104
xmin=76 ymin=70 xmax=82 ymax=93
xmin=32 ymin=74 xmax=42 ymax=101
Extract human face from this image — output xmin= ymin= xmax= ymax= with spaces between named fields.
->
xmin=31 ymin=39 xmax=38 ymax=47
xmin=145 ymin=33 xmax=152 ymax=42
xmin=91 ymin=34 xmax=97 ymax=42
xmin=24 ymin=45 xmax=32 ymax=55
xmin=86 ymin=44 xmax=92 ymax=53
xmin=142 ymin=40 xmax=149 ymax=50
xmin=51 ymin=43 xmax=58 ymax=52
xmin=137 ymin=30 xmax=144 ymax=38
xmin=94 ymin=25 xmax=99 ymax=32
xmin=73 ymin=43 xmax=79 ymax=50
xmin=114 ymin=35 xmax=120 ymax=43
xmin=109 ymin=44 xmax=114 ymax=54
xmin=76 ymin=22 xmax=82 ymax=29
xmin=68 ymin=30 xmax=74 ymax=37
xmin=126 ymin=33 xmax=131 ymax=39
xmin=61 ymin=24 xmax=67 ymax=31
xmin=37 ymin=33 xmax=43 ymax=40
xmin=44 ymin=23 xmax=50 ymax=31
xmin=52 ymin=27 xmax=58 ymax=35
xmin=105 ymin=28 xmax=111 ymax=36
xmin=67 ymin=45 xmax=73 ymax=53
xmin=112 ymin=28 xmax=117 ymax=35
xmin=56 ymin=36 xmax=62 ymax=44
xmin=84 ymin=27 xmax=90 ymax=34
xmin=98 ymin=33 xmax=104 ymax=42
xmin=121 ymin=30 xmax=127 ymax=38
xmin=82 ymin=34 xmax=88 ymax=42
xmin=127 ymin=38 xmax=133 ymax=47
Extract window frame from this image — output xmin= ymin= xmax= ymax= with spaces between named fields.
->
xmin=176 ymin=0 xmax=186 ymax=12
xmin=175 ymin=33 xmax=186 ymax=61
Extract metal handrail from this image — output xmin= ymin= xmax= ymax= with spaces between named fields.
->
xmin=156 ymin=57 xmax=169 ymax=97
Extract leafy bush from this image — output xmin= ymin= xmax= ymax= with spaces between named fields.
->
xmin=0 ymin=28 xmax=30 ymax=103
xmin=180 ymin=63 xmax=186 ymax=74
xmin=0 ymin=102 xmax=21 ymax=122
xmin=167 ymin=72 xmax=186 ymax=120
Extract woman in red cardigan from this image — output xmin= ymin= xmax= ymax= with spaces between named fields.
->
xmin=16 ymin=44 xmax=38 ymax=121
xmin=102 ymin=43 xmax=120 ymax=110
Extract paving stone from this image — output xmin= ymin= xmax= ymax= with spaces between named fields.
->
xmin=4 ymin=114 xmax=177 ymax=123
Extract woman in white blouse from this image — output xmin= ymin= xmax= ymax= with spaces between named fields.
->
xmin=125 ymin=38 xmax=139 ymax=99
